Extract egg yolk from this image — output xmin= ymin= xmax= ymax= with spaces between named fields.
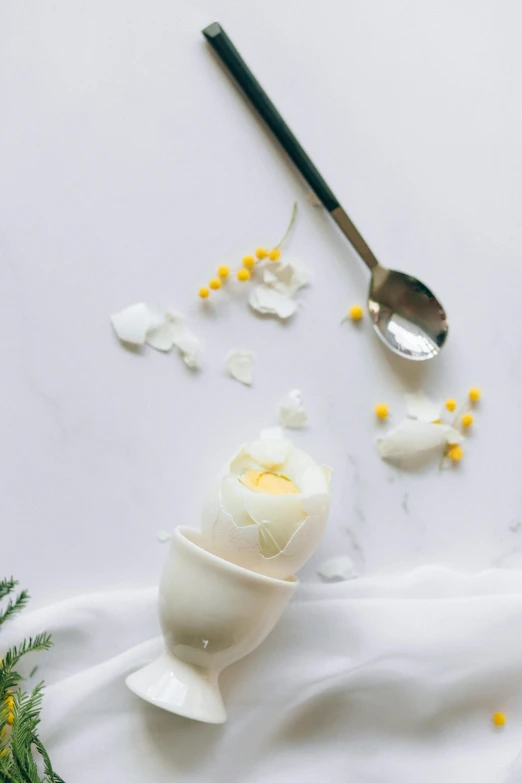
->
xmin=240 ymin=470 xmax=299 ymax=495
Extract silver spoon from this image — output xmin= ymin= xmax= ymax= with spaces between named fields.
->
xmin=203 ymin=23 xmax=449 ymax=361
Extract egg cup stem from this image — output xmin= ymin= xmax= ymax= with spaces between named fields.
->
xmin=126 ymin=526 xmax=296 ymax=723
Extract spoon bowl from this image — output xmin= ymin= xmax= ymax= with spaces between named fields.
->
xmin=368 ymin=267 xmax=448 ymax=360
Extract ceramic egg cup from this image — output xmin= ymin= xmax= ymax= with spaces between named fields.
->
xmin=126 ymin=526 xmax=296 ymax=724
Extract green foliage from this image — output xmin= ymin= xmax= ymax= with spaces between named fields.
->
xmin=0 ymin=580 xmax=64 ymax=783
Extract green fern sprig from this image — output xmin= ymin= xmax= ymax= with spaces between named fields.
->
xmin=0 ymin=581 xmax=17 ymax=603
xmin=0 ymin=580 xmax=63 ymax=783
xmin=0 ymin=593 xmax=29 ymax=630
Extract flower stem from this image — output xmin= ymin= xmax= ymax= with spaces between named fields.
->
xmin=275 ymin=202 xmax=298 ymax=249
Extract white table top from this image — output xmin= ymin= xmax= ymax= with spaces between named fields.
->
xmin=3 ymin=0 xmax=522 ymax=605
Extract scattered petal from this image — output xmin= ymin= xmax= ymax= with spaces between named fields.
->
xmin=405 ymin=392 xmax=442 ymax=423
xmin=249 ymin=285 xmax=297 ymax=319
xmin=377 ymin=420 xmax=462 ymax=469
xmin=317 ymin=555 xmax=358 ymax=582
xmin=226 ymin=350 xmax=254 ymax=386
xmin=111 ymin=303 xmax=154 ymax=346
xmin=278 ymin=389 xmax=308 ymax=429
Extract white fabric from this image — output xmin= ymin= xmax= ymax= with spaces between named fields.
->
xmin=4 ymin=567 xmax=522 ymax=782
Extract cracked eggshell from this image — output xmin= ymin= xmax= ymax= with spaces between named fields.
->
xmin=317 ymin=555 xmax=358 ymax=582
xmin=146 ymin=308 xmax=201 ymax=369
xmin=278 ymin=389 xmax=308 ymax=428
xmin=262 ymin=257 xmax=311 ymax=296
xmin=111 ymin=303 xmax=154 ymax=346
xmin=145 ymin=309 xmax=186 ymax=352
xmin=200 ymin=439 xmax=331 ymax=580
xmin=249 ymin=286 xmax=297 ymax=319
xmin=405 ymin=392 xmax=442 ymax=423
xmin=225 ymin=350 xmax=254 ymax=385
xmin=377 ymin=420 xmax=462 ymax=469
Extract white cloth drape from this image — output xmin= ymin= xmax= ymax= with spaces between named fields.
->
xmin=4 ymin=567 xmax=522 ymax=782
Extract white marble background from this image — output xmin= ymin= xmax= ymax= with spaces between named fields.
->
xmin=2 ymin=0 xmax=522 ymax=604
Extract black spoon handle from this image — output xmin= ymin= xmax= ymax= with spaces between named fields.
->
xmin=203 ymin=22 xmax=339 ymax=211
xmin=202 ymin=22 xmax=380 ymax=270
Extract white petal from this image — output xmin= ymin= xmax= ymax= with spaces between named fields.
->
xmin=377 ymin=420 xmax=460 ymax=468
xmin=317 ymin=555 xmax=357 ymax=582
xmin=263 ymin=257 xmax=311 ymax=296
xmin=278 ymin=389 xmax=308 ymax=428
xmin=405 ymin=392 xmax=442 ymax=422
xmin=111 ymin=303 xmax=154 ymax=346
xmin=225 ymin=350 xmax=254 ymax=386
xmin=249 ymin=286 xmax=297 ymax=319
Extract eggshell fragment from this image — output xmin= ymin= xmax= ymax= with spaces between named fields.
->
xmin=145 ymin=309 xmax=185 ymax=352
xmin=111 ymin=303 xmax=154 ymax=346
xmin=278 ymin=389 xmax=308 ymax=429
xmin=377 ymin=420 xmax=462 ymax=468
xmin=317 ymin=556 xmax=358 ymax=582
xmin=146 ymin=308 xmax=201 ymax=369
xmin=262 ymin=257 xmax=311 ymax=296
xmin=174 ymin=329 xmax=200 ymax=370
xmin=225 ymin=350 xmax=254 ymax=386
xmin=405 ymin=392 xmax=442 ymax=423
xmin=249 ymin=257 xmax=310 ymax=320
xmin=249 ymin=286 xmax=297 ymax=319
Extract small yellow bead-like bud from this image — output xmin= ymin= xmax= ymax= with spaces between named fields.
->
xmin=349 ymin=305 xmax=364 ymax=321
xmin=198 ymin=287 xmax=210 ymax=299
xmin=461 ymin=413 xmax=473 ymax=428
xmin=255 ymin=247 xmax=268 ymax=260
xmin=237 ymin=268 xmax=251 ymax=282
xmin=268 ymin=248 xmax=281 ymax=261
xmin=492 ymin=712 xmax=506 ymax=727
xmin=0 ymin=748 xmax=7 ymax=757
xmin=6 ymin=695 xmax=14 ymax=711
xmin=445 ymin=398 xmax=457 ymax=412
xmin=375 ymin=403 xmax=389 ymax=420
xmin=217 ymin=265 xmax=230 ymax=279
xmin=242 ymin=255 xmax=255 ymax=269
xmin=447 ymin=445 xmax=463 ymax=462
xmin=469 ymin=387 xmax=481 ymax=402
xmin=209 ymin=278 xmax=222 ymax=291
xmin=6 ymin=713 xmax=13 ymax=726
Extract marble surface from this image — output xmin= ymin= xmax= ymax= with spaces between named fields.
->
xmin=2 ymin=0 xmax=522 ymax=604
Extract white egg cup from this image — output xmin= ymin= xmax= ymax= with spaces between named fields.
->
xmin=126 ymin=526 xmax=296 ymax=724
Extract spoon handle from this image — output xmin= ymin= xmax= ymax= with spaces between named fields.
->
xmin=202 ymin=22 xmax=379 ymax=271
